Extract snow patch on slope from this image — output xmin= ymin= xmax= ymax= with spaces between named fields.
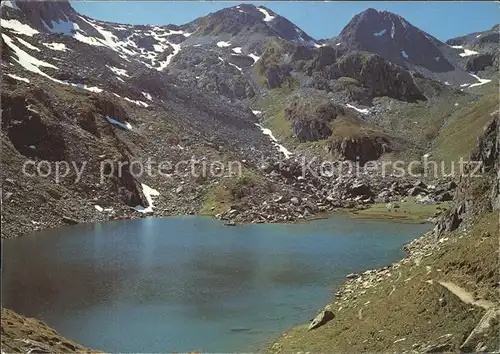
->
xmin=157 ymin=42 xmax=181 ymax=70
xmin=1 ymin=19 xmax=39 ymax=36
xmin=42 ymin=42 xmax=69 ymax=51
xmin=248 ymin=53 xmax=260 ymax=63
xmin=106 ymin=65 xmax=129 ymax=77
xmin=373 ymin=29 xmax=387 ymax=37
xmin=6 ymin=73 xmax=30 ymax=83
xmin=459 ymin=48 xmax=479 ymax=57
xmin=62 ymin=81 xmax=103 ymax=93
xmin=217 ymin=41 xmax=231 ymax=48
xmin=43 ymin=14 xmax=78 ymax=35
xmin=16 ymin=37 xmax=41 ymax=51
xmin=135 ymin=184 xmax=160 ymax=213
xmin=258 ymin=7 xmax=275 ymax=22
xmin=142 ymin=92 xmax=153 ymax=101
xmin=2 ymin=34 xmax=58 ymax=76
xmin=256 ymin=124 xmax=293 ymax=159
xmin=346 ymin=103 xmax=370 ymax=114
xmin=228 ymin=61 xmax=243 ymax=72
xmin=468 ymin=73 xmax=492 ymax=88
xmin=122 ymin=96 xmax=149 ymax=107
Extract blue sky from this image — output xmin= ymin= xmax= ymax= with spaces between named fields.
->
xmin=71 ymin=1 xmax=499 ymax=41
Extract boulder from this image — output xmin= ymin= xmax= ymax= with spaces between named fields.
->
xmin=407 ymin=186 xmax=427 ymax=196
xmin=347 ymin=182 xmax=374 ymax=198
xmin=290 ymin=197 xmax=300 ymax=205
xmin=435 ymin=191 xmax=453 ymax=202
xmin=62 ymin=216 xmax=79 ymax=225
xmin=414 ymin=180 xmax=427 ymax=189
xmin=308 ymin=310 xmax=334 ymax=331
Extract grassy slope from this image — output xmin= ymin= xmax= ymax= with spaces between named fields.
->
xmin=200 ymin=168 xmax=267 ymax=215
xmin=431 ymin=84 xmax=498 ymax=164
xmin=339 ymin=198 xmax=451 ymax=223
xmin=269 ymin=211 xmax=499 ymax=353
xmin=1 ymin=308 xmax=98 ymax=353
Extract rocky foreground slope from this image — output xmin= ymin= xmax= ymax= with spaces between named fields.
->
xmin=1 ymin=308 xmax=96 ymax=353
xmin=1 ymin=1 xmax=499 ymax=352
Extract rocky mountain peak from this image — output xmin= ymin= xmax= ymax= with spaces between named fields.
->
xmin=337 ymin=8 xmax=480 ymax=85
xmin=186 ymin=3 xmax=315 ymax=45
xmin=3 ymin=0 xmax=75 ymax=32
xmin=2 ymin=0 xmax=105 ymax=40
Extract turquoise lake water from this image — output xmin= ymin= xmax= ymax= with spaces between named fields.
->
xmin=2 ymin=215 xmax=431 ymax=352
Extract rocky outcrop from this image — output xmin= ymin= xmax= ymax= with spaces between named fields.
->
xmin=335 ymin=52 xmax=426 ymax=102
xmin=308 ymin=310 xmax=334 ymax=330
xmin=474 ymin=112 xmax=499 ymax=172
xmin=328 ymin=136 xmax=393 ymax=165
xmin=466 ymin=52 xmax=496 ymax=72
xmin=170 ymin=46 xmax=256 ymax=99
xmin=285 ymin=98 xmax=345 ymax=142
xmin=435 ymin=113 xmax=499 ymax=237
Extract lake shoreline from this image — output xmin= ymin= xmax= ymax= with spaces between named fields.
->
xmin=6 ymin=199 xmax=440 ymax=240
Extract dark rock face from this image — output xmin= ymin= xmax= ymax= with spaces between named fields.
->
xmin=285 ymin=99 xmax=345 ymax=142
xmin=466 ymin=53 xmax=496 ymax=72
xmin=130 ymin=35 xmax=158 ymax=52
xmin=346 ymin=182 xmax=374 ymax=198
xmin=265 ymin=65 xmax=292 ymax=89
xmin=228 ymin=54 xmax=254 ymax=68
xmin=1 ymin=93 xmax=67 ymax=161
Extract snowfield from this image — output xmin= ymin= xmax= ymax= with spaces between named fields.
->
xmin=459 ymin=48 xmax=479 ymax=57
xmin=134 ymin=184 xmax=160 ymax=213
xmin=256 ymin=124 xmax=293 ymax=159
xmin=2 ymin=33 xmax=58 ymax=76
